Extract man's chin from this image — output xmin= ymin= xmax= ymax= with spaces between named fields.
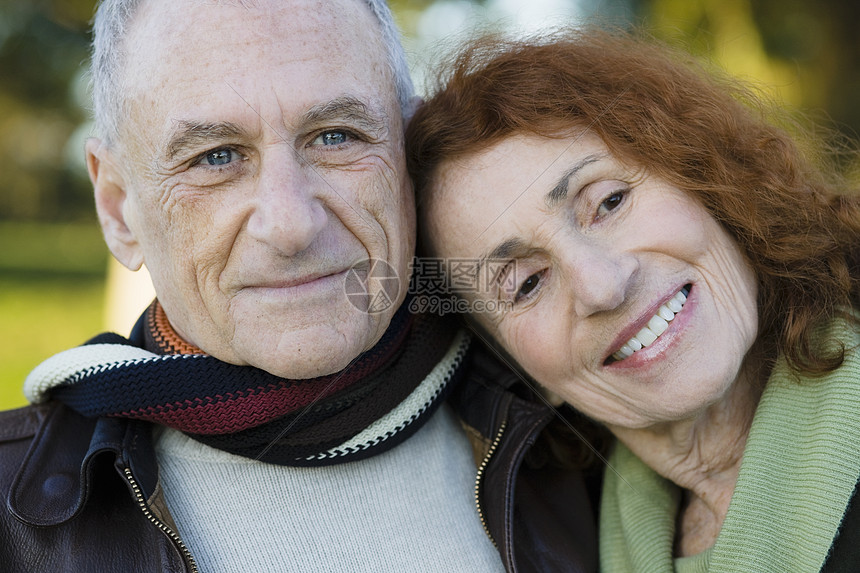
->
xmin=233 ymin=320 xmax=387 ymax=380
xmin=246 ymin=349 xmax=360 ymax=380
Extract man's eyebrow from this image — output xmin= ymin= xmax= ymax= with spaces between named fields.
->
xmin=545 ymin=154 xmax=604 ymax=208
xmin=165 ymin=121 xmax=246 ymax=161
xmin=300 ymin=96 xmax=387 ymax=136
xmin=474 ymin=237 xmax=527 ymax=282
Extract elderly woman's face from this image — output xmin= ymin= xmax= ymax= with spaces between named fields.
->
xmin=426 ymin=132 xmax=759 ymax=429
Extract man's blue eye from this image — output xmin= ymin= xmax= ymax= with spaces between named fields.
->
xmin=320 ymin=131 xmax=348 ymax=146
xmin=205 ymin=148 xmax=236 ymax=166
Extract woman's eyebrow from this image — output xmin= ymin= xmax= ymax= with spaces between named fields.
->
xmin=475 ymin=237 xmax=526 ymax=282
xmin=544 ymin=154 xmax=604 ymax=208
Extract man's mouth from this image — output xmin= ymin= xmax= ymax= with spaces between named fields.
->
xmin=609 ymin=284 xmax=690 ymax=363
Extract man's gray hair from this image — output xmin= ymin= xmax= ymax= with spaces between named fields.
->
xmin=90 ymin=0 xmax=415 ymax=145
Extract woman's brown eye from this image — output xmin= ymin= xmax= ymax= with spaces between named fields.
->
xmin=517 ymin=273 xmax=541 ymax=299
xmin=597 ymin=190 xmax=626 ymax=217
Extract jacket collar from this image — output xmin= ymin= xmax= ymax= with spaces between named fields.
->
xmin=452 ymin=340 xmax=600 ymax=572
xmin=9 ymin=399 xmax=158 ymax=526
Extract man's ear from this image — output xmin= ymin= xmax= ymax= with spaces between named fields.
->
xmin=86 ymin=138 xmax=144 ymax=271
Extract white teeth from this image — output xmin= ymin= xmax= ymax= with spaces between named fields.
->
xmin=635 ymin=327 xmax=658 ymax=347
xmin=615 ymin=344 xmax=634 ymax=359
xmin=611 ymin=287 xmax=688 ymax=362
xmin=647 ymin=315 xmax=669 ymax=336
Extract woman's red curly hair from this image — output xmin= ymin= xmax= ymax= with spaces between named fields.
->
xmin=406 ymin=27 xmax=860 ymax=375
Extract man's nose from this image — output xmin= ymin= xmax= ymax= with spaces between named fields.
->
xmin=247 ymin=148 xmax=328 ymax=256
xmin=565 ymin=241 xmax=637 ymax=318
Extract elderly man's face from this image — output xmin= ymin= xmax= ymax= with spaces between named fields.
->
xmin=90 ymin=0 xmax=415 ymax=378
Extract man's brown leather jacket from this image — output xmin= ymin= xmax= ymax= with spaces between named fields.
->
xmin=450 ymin=342 xmax=599 ymax=572
xmin=0 ymin=339 xmax=599 ymax=573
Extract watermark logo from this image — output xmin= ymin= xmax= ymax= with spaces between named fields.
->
xmin=344 ymin=257 xmax=516 ymax=316
xmin=344 ymin=259 xmax=401 ymax=314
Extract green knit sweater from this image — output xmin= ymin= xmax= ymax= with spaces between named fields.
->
xmin=601 ymin=319 xmax=860 ymax=573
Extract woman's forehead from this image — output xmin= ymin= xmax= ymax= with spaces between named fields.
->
xmin=429 ymin=132 xmax=611 ymax=214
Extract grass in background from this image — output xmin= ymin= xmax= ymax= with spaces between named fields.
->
xmin=0 ymin=220 xmax=108 ymax=410
xmin=0 ymin=277 xmax=104 ymax=408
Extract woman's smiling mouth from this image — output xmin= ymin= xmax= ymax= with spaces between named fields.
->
xmin=608 ymin=284 xmax=691 ymax=363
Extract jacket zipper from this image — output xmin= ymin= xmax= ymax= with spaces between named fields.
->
xmin=122 ymin=466 xmax=199 ymax=573
xmin=474 ymin=419 xmax=507 ymax=547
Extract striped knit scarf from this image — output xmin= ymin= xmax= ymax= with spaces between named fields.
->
xmin=25 ymin=300 xmax=470 ymax=466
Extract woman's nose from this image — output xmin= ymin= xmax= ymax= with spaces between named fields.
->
xmin=566 ymin=242 xmax=637 ymax=317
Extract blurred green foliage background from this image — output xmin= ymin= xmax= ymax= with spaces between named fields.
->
xmin=2 ymin=0 xmax=859 ymax=409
